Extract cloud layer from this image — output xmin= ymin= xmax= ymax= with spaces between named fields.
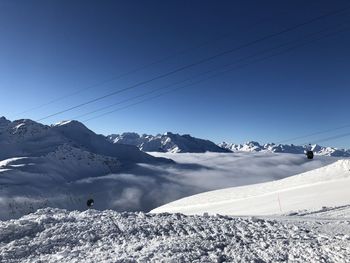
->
xmin=0 ymin=152 xmax=338 ymax=219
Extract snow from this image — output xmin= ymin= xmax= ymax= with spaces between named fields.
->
xmin=286 ymin=204 xmax=350 ymax=218
xmin=0 ymin=149 xmax=338 ymax=220
xmin=52 ymin=120 xmax=75 ymax=126
xmin=0 ymin=117 xmax=176 ymax=219
xmin=0 ymin=116 xmax=349 ymax=261
xmin=0 ymin=157 xmax=29 ymax=168
xmin=107 ymin=131 xmax=350 ymax=156
xmin=107 ymin=132 xmax=230 ymax=153
xmin=151 ymin=159 xmax=350 ymax=216
xmin=0 ymin=117 xmax=348 ymax=225
xmin=0 ymin=208 xmax=349 ymax=262
xmin=0 ymin=117 xmax=172 ymax=164
xmin=219 ymin=141 xmax=350 ymax=157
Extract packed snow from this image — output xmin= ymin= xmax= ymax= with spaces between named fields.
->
xmin=152 ymin=159 xmax=350 ymax=216
xmin=0 ymin=208 xmax=349 ymax=262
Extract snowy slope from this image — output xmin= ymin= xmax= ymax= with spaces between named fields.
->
xmin=107 ymin=132 xmax=230 ymax=153
xmin=0 ymin=208 xmax=349 ymax=263
xmin=0 ymin=117 xmax=171 ymax=164
xmin=0 ymin=117 xmax=175 ymax=219
xmin=152 ymin=159 xmax=350 ymax=216
xmin=219 ymin=141 xmax=350 ymax=157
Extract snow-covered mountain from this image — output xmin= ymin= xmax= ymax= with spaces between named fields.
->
xmin=0 ymin=117 xmax=175 ymax=219
xmin=107 ymin=131 xmax=350 ymax=156
xmin=1 ymin=116 xmax=347 ymax=221
xmin=107 ymin=132 xmax=231 ymax=153
xmin=0 ymin=117 xmax=171 ymax=164
xmin=219 ymin=141 xmax=350 ymax=157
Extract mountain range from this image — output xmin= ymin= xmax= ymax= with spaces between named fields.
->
xmin=0 ymin=116 xmax=349 ymax=219
xmin=107 ymin=132 xmax=231 ymax=153
xmin=107 ymin=131 xmax=350 ymax=156
xmin=219 ymin=141 xmax=350 ymax=157
xmin=0 ymin=117 xmax=171 ymax=165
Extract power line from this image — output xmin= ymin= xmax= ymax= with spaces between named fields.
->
xmin=36 ymin=6 xmax=350 ymax=122
xmin=82 ymin=25 xmax=350 ymax=123
xmin=74 ymin=21 xmax=350 ymax=121
xmin=301 ymin=131 xmax=350 ymax=146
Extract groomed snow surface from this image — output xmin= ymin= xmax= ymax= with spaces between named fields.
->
xmin=0 ymin=208 xmax=349 ymax=263
xmin=152 ymin=160 xmax=350 ymax=216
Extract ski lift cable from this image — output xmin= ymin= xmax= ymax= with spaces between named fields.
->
xmin=35 ymin=6 xmax=350 ymax=122
xmin=83 ymin=27 xmax=350 ymax=122
xmin=82 ymin=25 xmax=350 ymax=123
xmin=276 ymin=124 xmax=350 ymax=144
xmin=73 ymin=20 xmax=350 ymax=121
xmin=13 ymin=35 xmax=230 ymax=118
xmin=301 ymin=131 xmax=350 ymax=146
xmin=70 ymin=18 xmax=350 ymax=120
xmin=203 ymin=131 xmax=350 ymax=164
xmin=84 ymin=27 xmax=350 ymax=158
xmin=13 ymin=10 xmax=288 ymax=118
xmin=72 ymin=77 xmax=196 ymax=120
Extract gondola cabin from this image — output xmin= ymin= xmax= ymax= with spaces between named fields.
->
xmin=306 ymin=150 xmax=314 ymax=160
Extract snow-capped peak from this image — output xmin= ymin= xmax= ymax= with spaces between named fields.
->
xmin=53 ymin=120 xmax=74 ymax=126
xmin=52 ymin=120 xmax=89 ymax=130
xmin=107 ymin=132 xmax=230 ymax=153
xmin=219 ymin=141 xmax=350 ymax=157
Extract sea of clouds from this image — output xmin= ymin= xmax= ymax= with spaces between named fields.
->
xmin=0 ymin=152 xmax=338 ymax=219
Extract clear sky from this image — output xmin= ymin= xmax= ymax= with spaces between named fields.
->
xmin=1 ymin=0 xmax=350 ymax=148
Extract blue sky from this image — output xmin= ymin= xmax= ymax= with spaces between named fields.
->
xmin=1 ymin=0 xmax=350 ymax=148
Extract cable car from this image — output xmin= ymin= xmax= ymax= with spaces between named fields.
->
xmin=306 ymin=150 xmax=314 ymax=159
xmin=304 ymin=143 xmax=314 ymax=160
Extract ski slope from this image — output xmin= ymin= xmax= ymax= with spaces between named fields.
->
xmin=152 ymin=159 xmax=350 ymax=216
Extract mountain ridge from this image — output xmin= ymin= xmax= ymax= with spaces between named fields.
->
xmin=219 ymin=141 xmax=350 ymax=157
xmin=107 ymin=131 xmax=350 ymax=156
xmin=107 ymin=132 xmax=231 ymax=153
xmin=0 ymin=116 xmax=172 ymax=164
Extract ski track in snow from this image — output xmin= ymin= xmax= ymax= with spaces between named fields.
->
xmin=0 ymin=208 xmax=349 ymax=263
